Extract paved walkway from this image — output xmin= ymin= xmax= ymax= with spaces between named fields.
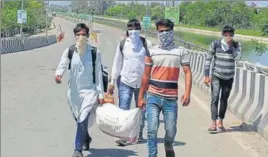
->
xmin=1 ymin=17 xmax=268 ymax=157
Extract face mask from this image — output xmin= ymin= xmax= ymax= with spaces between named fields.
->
xmin=128 ymin=30 xmax=140 ymax=43
xmin=157 ymin=30 xmax=174 ymax=49
xmin=75 ymin=35 xmax=88 ymax=56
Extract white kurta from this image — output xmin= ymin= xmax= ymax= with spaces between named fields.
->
xmin=55 ymin=45 xmax=104 ymax=123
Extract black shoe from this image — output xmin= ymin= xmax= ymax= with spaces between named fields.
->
xmin=166 ymin=150 xmax=175 ymax=157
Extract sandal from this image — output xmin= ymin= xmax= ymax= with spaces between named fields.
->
xmin=218 ymin=127 xmax=227 ymax=132
xmin=208 ymin=126 xmax=217 ymax=132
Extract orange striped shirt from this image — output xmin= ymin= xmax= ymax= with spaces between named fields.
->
xmin=145 ymin=46 xmax=190 ymax=98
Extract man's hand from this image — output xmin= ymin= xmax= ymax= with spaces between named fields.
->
xmin=204 ymin=76 xmax=211 ymax=86
xmin=226 ymin=36 xmax=233 ymax=45
xmin=98 ymin=99 xmax=104 ymax=105
xmin=107 ymin=84 xmax=114 ymax=95
xmin=137 ymin=96 xmax=145 ymax=109
xmin=55 ymin=75 xmax=62 ymax=84
xmin=181 ymin=94 xmax=190 ymax=106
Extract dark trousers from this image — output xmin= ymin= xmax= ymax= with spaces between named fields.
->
xmin=74 ymin=114 xmax=92 ymax=152
xmin=211 ymin=75 xmax=233 ymax=121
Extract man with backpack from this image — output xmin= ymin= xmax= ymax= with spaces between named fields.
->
xmin=204 ymin=25 xmax=242 ymax=132
xmin=55 ymin=23 xmax=107 ymax=157
xmin=107 ymin=19 xmax=152 ymax=146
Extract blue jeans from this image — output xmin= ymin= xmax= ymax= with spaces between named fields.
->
xmin=74 ymin=113 xmax=89 ymax=152
xmin=146 ymin=92 xmax=178 ymax=157
xmin=117 ymin=77 xmax=146 ymax=135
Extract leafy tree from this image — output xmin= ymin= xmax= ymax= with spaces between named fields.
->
xmin=1 ymin=0 xmax=49 ymax=36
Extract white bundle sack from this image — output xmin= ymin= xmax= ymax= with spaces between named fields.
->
xmin=96 ymin=103 xmax=142 ymax=143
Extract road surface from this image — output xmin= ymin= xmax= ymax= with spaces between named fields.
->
xmin=1 ymin=17 xmax=268 ymax=157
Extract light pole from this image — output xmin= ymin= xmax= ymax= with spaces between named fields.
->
xmin=91 ymin=9 xmax=95 ymax=31
xmin=45 ymin=0 xmax=49 ymax=39
xmin=20 ymin=0 xmax=24 ymax=38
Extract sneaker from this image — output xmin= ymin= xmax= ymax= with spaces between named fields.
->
xmin=82 ymin=142 xmax=89 ymax=151
xmin=72 ymin=151 xmax=83 ymax=157
xmin=137 ymin=136 xmax=144 ymax=143
xmin=115 ymin=139 xmax=128 ymax=146
xmin=165 ymin=150 xmax=175 ymax=157
xmin=82 ymin=136 xmax=92 ymax=150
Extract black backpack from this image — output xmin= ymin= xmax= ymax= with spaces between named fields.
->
xmin=67 ymin=45 xmax=108 ymax=92
xmin=119 ymin=36 xmax=149 ymax=55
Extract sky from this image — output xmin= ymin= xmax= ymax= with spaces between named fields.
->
xmin=49 ymin=1 xmax=268 ymax=7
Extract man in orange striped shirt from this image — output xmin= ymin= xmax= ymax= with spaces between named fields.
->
xmin=138 ymin=19 xmax=192 ymax=157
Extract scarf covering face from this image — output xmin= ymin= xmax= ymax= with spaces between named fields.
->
xmin=75 ymin=35 xmax=88 ymax=56
xmin=128 ymin=30 xmax=141 ymax=48
xmin=157 ymin=30 xmax=175 ymax=50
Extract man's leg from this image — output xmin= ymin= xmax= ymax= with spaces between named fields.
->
xmin=118 ymin=81 xmax=133 ymax=110
xmin=147 ymin=93 xmax=161 ymax=157
xmin=73 ymin=115 xmax=89 ymax=157
xmin=209 ymin=75 xmax=221 ymax=131
xmin=218 ymin=78 xmax=233 ymax=130
xmin=162 ymin=98 xmax=178 ymax=157
xmin=134 ymin=88 xmax=146 ymax=142
xmin=83 ymin=118 xmax=92 ymax=150
xmin=116 ymin=81 xmax=134 ymax=146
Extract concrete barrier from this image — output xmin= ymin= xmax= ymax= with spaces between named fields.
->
xmin=1 ymin=35 xmax=57 ymax=54
xmin=63 ymin=14 xmax=268 ymax=140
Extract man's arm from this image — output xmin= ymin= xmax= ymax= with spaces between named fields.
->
xmin=204 ymin=41 xmax=216 ymax=77
xmin=55 ymin=48 xmax=70 ymax=77
xmin=138 ymin=54 xmax=152 ymax=107
xmin=110 ymin=43 xmax=123 ymax=85
xmin=233 ymin=42 xmax=242 ymax=61
xmin=181 ymin=49 xmax=192 ymax=100
xmin=95 ymin=49 xmax=104 ymax=100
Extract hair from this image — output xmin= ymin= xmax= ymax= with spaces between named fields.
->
xmin=222 ymin=25 xmax=235 ymax=35
xmin=73 ymin=23 xmax=89 ymax=37
xmin=155 ymin=18 xmax=174 ymax=30
xmin=126 ymin=19 xmax=141 ymax=36
xmin=127 ymin=19 xmax=141 ymax=29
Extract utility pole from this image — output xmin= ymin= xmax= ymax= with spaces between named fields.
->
xmin=20 ymin=0 xmax=24 ymax=38
xmin=45 ymin=0 xmax=49 ymax=39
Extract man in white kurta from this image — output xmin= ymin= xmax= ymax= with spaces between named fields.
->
xmin=55 ymin=23 xmax=104 ymax=157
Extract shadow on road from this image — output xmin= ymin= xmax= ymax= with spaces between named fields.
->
xmin=158 ymin=138 xmax=186 ymax=146
xmin=209 ymin=122 xmax=257 ymax=134
xmin=88 ymin=148 xmax=138 ymax=157
xmin=136 ymin=138 xmax=186 ymax=147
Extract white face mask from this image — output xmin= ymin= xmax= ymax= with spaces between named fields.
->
xmin=75 ymin=35 xmax=88 ymax=56
xmin=128 ymin=30 xmax=141 ymax=43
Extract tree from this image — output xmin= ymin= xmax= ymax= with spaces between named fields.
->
xmin=1 ymin=1 xmax=48 ymax=36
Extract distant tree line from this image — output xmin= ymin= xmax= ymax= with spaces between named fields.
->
xmin=105 ymin=1 xmax=268 ymax=36
xmin=1 ymin=1 xmax=51 ymax=37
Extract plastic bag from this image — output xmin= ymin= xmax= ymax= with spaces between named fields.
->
xmin=96 ymin=103 xmax=142 ymax=143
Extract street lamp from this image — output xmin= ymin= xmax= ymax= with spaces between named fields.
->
xmin=91 ymin=8 xmax=95 ymax=30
